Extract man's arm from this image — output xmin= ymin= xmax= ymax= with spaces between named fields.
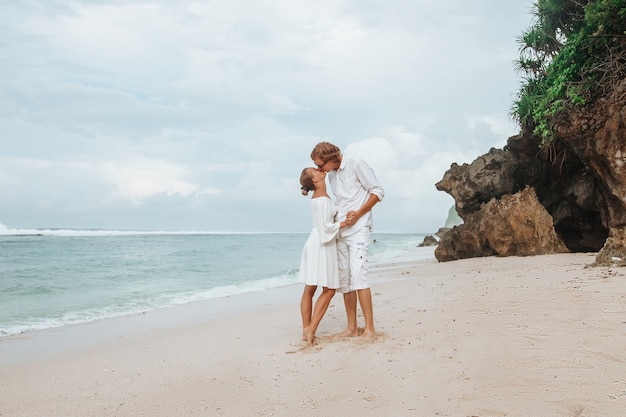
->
xmin=346 ymin=159 xmax=384 ymax=225
xmin=346 ymin=194 xmax=380 ymax=225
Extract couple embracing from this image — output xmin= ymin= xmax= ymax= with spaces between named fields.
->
xmin=298 ymin=142 xmax=385 ymax=346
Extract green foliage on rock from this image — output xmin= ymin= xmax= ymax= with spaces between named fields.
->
xmin=510 ymin=0 xmax=626 ymax=145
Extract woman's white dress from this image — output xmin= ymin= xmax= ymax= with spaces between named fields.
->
xmin=299 ymin=196 xmax=340 ymax=288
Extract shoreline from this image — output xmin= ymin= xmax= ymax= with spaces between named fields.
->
xmin=0 ymin=253 xmax=438 ymax=368
xmin=0 ymin=239 xmax=435 ymax=342
xmin=0 ymin=246 xmax=437 ymax=346
xmin=2 ymin=252 xmax=626 ymax=416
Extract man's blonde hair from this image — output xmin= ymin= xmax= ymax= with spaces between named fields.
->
xmin=311 ymin=142 xmax=341 ymax=164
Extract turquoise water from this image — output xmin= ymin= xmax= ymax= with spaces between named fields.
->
xmin=0 ymin=229 xmax=432 ymax=337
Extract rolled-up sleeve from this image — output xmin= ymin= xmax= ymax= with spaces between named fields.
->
xmin=355 ymin=160 xmax=385 ymax=202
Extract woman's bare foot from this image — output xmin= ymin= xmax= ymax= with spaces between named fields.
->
xmin=303 ymin=329 xmax=316 ymax=346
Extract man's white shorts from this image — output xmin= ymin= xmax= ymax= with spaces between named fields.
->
xmin=337 ymin=227 xmax=371 ymax=293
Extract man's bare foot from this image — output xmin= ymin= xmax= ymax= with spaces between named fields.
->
xmin=338 ymin=328 xmax=359 ymax=337
xmin=360 ymin=329 xmax=376 ymax=340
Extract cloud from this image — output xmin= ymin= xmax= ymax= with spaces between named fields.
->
xmin=97 ymin=158 xmax=211 ymax=204
xmin=0 ymin=0 xmax=534 ymax=232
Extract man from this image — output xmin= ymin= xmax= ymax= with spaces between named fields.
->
xmin=310 ymin=141 xmax=384 ymax=338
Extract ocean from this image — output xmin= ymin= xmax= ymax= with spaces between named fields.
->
xmin=0 ymin=228 xmax=435 ymax=338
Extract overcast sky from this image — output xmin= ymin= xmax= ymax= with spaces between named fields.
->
xmin=1 ymin=0 xmax=534 ymax=233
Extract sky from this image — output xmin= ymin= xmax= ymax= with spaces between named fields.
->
xmin=0 ymin=0 xmax=535 ymax=233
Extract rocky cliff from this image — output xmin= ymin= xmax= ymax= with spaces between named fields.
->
xmin=435 ymin=80 xmax=626 ymax=264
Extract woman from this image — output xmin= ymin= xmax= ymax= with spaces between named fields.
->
xmin=298 ymin=167 xmax=346 ymax=346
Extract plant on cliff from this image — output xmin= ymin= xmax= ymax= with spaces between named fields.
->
xmin=510 ymin=0 xmax=626 ymax=145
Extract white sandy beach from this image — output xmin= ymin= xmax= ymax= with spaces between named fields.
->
xmin=1 ymin=252 xmax=625 ymax=417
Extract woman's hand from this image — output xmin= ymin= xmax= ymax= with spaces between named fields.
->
xmin=345 ymin=210 xmax=358 ymax=225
